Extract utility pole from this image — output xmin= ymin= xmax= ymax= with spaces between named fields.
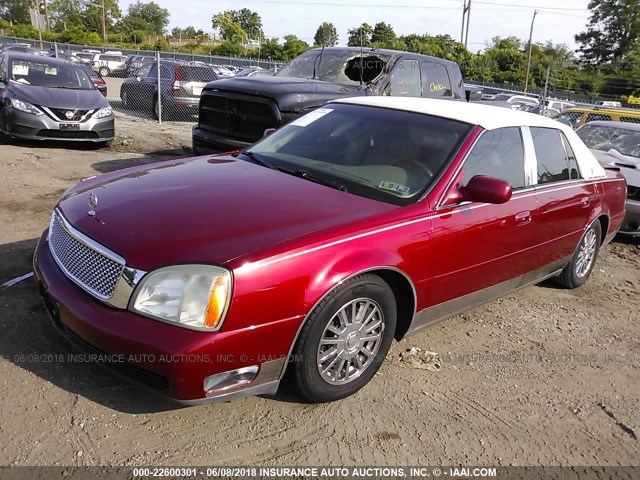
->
xmin=464 ymin=0 xmax=471 ymax=49
xmin=101 ymin=0 xmax=106 ymax=43
xmin=461 ymin=0 xmax=467 ymax=44
xmin=43 ymin=0 xmax=49 ymax=30
xmin=524 ymin=9 xmax=538 ymax=93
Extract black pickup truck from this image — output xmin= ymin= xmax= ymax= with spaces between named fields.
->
xmin=192 ymin=47 xmax=466 ymax=154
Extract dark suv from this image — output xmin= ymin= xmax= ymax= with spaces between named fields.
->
xmin=193 ymin=47 xmax=466 ymax=153
xmin=124 ymin=55 xmax=154 ymax=76
xmin=120 ymin=60 xmax=218 ymax=120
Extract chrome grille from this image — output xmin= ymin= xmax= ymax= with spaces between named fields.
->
xmin=48 ymin=211 xmax=125 ymax=300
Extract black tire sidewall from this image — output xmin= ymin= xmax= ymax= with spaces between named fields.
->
xmin=295 ymin=275 xmax=397 ymax=402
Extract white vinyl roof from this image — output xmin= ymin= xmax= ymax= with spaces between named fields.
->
xmin=331 ymin=96 xmax=606 ymax=180
xmin=332 ymin=96 xmax=560 ymax=130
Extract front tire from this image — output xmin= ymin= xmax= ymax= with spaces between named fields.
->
xmin=98 ymin=66 xmax=110 ymax=77
xmin=291 ymin=274 xmax=397 ymax=403
xmin=556 ymin=220 xmax=601 ymax=288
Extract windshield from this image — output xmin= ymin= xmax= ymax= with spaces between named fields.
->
xmin=577 ymin=124 xmax=640 ymax=158
xmin=244 ymin=103 xmax=472 ymax=206
xmin=9 ymin=59 xmax=95 ymax=89
xmin=276 ymin=49 xmax=390 ymax=86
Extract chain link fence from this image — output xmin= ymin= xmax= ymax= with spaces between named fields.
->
xmin=1 ymin=35 xmax=284 ymax=123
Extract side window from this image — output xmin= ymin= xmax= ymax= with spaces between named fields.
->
xmin=586 ymin=113 xmax=612 ymax=123
xmin=422 ymin=61 xmax=452 ymax=97
xmin=531 ymin=127 xmax=572 ymax=184
xmin=554 ymin=111 xmax=582 ymax=129
xmin=161 ymin=66 xmax=172 ymax=79
xmin=559 ymin=132 xmax=581 ymax=179
xmin=620 ymin=116 xmax=640 ymax=124
xmin=463 ymin=127 xmax=526 ymax=189
xmin=0 ymin=56 xmax=5 ymax=80
xmin=388 ymin=59 xmax=421 ymax=97
xmin=137 ymin=63 xmax=152 ymax=77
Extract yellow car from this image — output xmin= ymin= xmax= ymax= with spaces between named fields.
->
xmin=553 ymin=106 xmax=640 ymax=129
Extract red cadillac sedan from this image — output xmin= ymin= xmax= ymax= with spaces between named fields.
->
xmin=34 ymin=97 xmax=627 ymax=404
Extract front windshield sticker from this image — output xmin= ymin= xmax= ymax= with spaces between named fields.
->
xmin=12 ymin=65 xmax=29 ymax=75
xmin=379 ymin=181 xmax=410 ymax=195
xmin=290 ymin=108 xmax=333 ymax=127
xmin=44 ymin=67 xmax=58 ymax=75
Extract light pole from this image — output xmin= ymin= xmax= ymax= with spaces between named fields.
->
xmin=524 ymin=9 xmax=538 ymax=93
xmin=84 ymin=0 xmax=107 ymax=44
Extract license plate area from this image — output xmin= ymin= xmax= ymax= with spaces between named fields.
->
xmin=60 ymin=123 xmax=80 ymax=131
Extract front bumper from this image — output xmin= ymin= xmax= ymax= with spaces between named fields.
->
xmin=33 ymin=231 xmax=301 ymax=403
xmin=619 ymin=199 xmax=640 ymax=236
xmin=192 ymin=125 xmax=250 ymax=155
xmin=3 ymin=107 xmax=114 ymax=143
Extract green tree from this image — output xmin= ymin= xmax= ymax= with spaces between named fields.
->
xmin=60 ymin=24 xmax=101 ymax=45
xmin=122 ymin=1 xmax=170 ymax=36
xmin=347 ymin=23 xmax=372 ymax=47
xmin=575 ymin=0 xmax=640 ymax=65
xmin=211 ymin=10 xmax=247 ymax=42
xmin=314 ymin=21 xmax=338 ymax=46
xmin=0 ymin=0 xmax=31 ymax=24
xmin=212 ymin=9 xmax=262 ymax=41
xmin=261 ymin=37 xmax=284 ymax=59
xmin=282 ymin=34 xmax=309 ymax=60
xmin=213 ymin=40 xmax=244 ymax=57
xmin=371 ymin=22 xmax=396 ymax=46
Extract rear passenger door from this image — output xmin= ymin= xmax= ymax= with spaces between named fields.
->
xmin=425 ymin=127 xmax=539 ymax=308
xmin=529 ymin=127 xmax=596 ymax=265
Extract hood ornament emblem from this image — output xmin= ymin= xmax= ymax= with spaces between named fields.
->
xmin=88 ymin=192 xmax=98 ymax=217
xmin=65 ymin=110 xmax=75 ymax=120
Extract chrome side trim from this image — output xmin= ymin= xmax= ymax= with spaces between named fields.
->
xmin=110 ymin=265 xmax=148 ymax=309
xmin=276 ymin=266 xmax=417 ymax=381
xmin=402 ymin=255 xmax=571 ymax=339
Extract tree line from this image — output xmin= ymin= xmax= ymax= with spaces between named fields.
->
xmin=0 ymin=0 xmax=638 ymax=99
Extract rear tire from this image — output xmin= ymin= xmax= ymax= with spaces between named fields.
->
xmin=98 ymin=66 xmax=110 ymax=77
xmin=556 ymin=220 xmax=601 ymax=289
xmin=291 ymin=274 xmax=397 ymax=403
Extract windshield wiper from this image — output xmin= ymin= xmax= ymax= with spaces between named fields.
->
xmin=276 ymin=167 xmax=347 ymax=192
xmin=237 ymin=149 xmax=274 ymax=169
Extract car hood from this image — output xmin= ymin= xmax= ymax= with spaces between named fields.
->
xmin=8 ymin=82 xmax=107 ymax=109
xmin=56 ymin=155 xmax=395 ymax=271
xmin=205 ymin=76 xmax=367 ymax=113
xmin=590 ymin=149 xmax=640 ymax=187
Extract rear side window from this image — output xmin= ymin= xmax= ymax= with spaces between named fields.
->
xmin=531 ymin=127 xmax=574 ymax=184
xmin=586 ymin=113 xmax=612 ymax=123
xmin=422 ymin=61 xmax=452 ymax=97
xmin=463 ymin=127 xmax=526 ymax=189
xmin=389 ymin=59 xmax=421 ymax=97
xmin=180 ymin=67 xmax=217 ymax=82
xmin=620 ymin=116 xmax=640 ymax=124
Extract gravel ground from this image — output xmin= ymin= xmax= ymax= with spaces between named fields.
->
xmin=0 ymin=112 xmax=638 ymax=467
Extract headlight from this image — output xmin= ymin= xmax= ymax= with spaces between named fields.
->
xmin=93 ymin=106 xmax=112 ymax=119
xmin=131 ymin=265 xmax=231 ymax=330
xmin=10 ymin=99 xmax=43 ymax=115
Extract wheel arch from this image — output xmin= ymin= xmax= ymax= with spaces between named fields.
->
xmin=279 ymin=264 xmax=417 ymax=380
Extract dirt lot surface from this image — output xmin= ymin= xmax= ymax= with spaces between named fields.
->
xmin=0 ymin=112 xmax=638 ymax=467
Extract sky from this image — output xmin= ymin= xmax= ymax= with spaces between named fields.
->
xmin=121 ymin=0 xmax=593 ymax=52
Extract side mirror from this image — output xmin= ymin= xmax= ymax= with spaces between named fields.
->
xmin=263 ymin=128 xmax=277 ymax=137
xmin=461 ymin=175 xmax=512 ymax=204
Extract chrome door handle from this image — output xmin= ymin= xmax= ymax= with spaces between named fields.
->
xmin=580 ymin=196 xmax=590 ymax=207
xmin=515 ymin=211 xmax=532 ymax=225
